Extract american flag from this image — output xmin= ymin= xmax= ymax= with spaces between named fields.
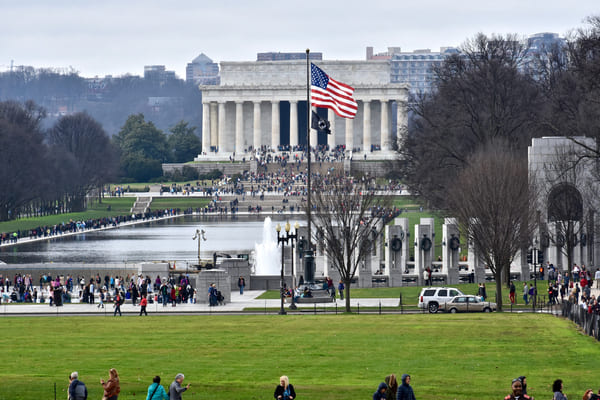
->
xmin=311 ymin=63 xmax=358 ymax=119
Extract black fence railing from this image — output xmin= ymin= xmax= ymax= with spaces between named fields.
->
xmin=561 ymin=301 xmax=600 ymax=341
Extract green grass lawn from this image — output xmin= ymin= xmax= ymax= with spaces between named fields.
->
xmin=0 ymin=197 xmax=213 ymax=233
xmin=0 ymin=314 xmax=597 ymax=400
xmin=0 ymin=198 xmax=135 ymax=233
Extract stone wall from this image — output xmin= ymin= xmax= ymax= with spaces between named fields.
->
xmin=219 ymin=60 xmax=392 ymax=86
xmin=162 ymin=161 xmax=252 ymax=176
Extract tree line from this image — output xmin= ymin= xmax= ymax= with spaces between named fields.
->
xmin=400 ymin=16 xmax=600 ymax=309
xmin=0 ymin=101 xmax=202 ymax=222
xmin=0 ymin=67 xmax=202 ymax=135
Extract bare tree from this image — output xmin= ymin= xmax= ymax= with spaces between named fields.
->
xmin=448 ymin=145 xmax=537 ymax=311
xmin=401 ymin=33 xmax=541 ymax=209
xmin=307 ymin=175 xmax=394 ymax=312
xmin=537 ymin=16 xmax=600 ymax=157
xmin=48 ymin=112 xmax=116 ymax=211
xmin=0 ymin=101 xmax=48 ymax=221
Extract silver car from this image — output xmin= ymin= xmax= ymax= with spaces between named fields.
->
xmin=442 ymin=295 xmax=496 ymax=313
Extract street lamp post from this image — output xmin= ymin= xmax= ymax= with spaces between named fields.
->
xmin=289 ymin=222 xmax=300 ymax=310
xmin=193 ymin=228 xmax=207 ymax=268
xmin=276 ymin=221 xmax=299 ymax=314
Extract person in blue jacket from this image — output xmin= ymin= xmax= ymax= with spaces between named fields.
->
xmin=373 ymin=382 xmax=388 ymax=400
xmin=146 ymin=376 xmax=168 ymax=400
xmin=397 ymin=374 xmax=416 ymax=400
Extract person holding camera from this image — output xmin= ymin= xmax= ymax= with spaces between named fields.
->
xmin=274 ymin=375 xmax=296 ymax=400
xmin=169 ymin=373 xmax=190 ymax=400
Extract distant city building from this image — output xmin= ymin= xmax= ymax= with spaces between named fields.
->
xmin=365 ymin=47 xmax=401 ymax=60
xmin=367 ymin=46 xmax=460 ymax=93
xmin=524 ymin=32 xmax=566 ymax=77
xmin=527 ymin=32 xmax=565 ymax=54
xmin=256 ymin=52 xmax=323 ymax=61
xmin=186 ymin=53 xmax=220 ymax=85
xmin=144 ymin=65 xmax=177 ymax=81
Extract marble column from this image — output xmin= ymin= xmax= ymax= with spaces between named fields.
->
xmin=235 ymin=102 xmax=244 ymax=153
xmin=289 ymin=101 xmax=298 ymax=147
xmin=396 ymin=100 xmax=407 ymax=149
xmin=363 ymin=101 xmax=371 ymax=153
xmin=345 ymin=116 xmax=354 ymax=152
xmin=202 ymin=102 xmax=210 ymax=154
xmin=327 ymin=108 xmax=336 ymax=148
xmin=210 ymin=103 xmax=218 ymax=149
xmin=271 ymin=101 xmax=280 ymax=150
xmin=310 ymin=106 xmax=318 ymax=148
xmin=380 ymin=100 xmax=390 ymax=151
xmin=253 ymin=101 xmax=261 ymax=150
xmin=218 ymin=101 xmax=226 ymax=152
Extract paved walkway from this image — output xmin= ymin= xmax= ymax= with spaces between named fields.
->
xmin=0 ymin=290 xmax=403 ymax=315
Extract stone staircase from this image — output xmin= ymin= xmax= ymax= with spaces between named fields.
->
xmin=130 ymin=196 xmax=152 ymax=214
xmin=214 ymin=192 xmax=304 ymax=214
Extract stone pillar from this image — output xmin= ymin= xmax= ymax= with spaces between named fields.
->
xmin=396 ymin=99 xmax=407 ymax=149
xmin=290 ymin=100 xmax=298 ymax=147
xmin=271 ymin=101 xmax=280 ymax=150
xmin=468 ymin=239 xmax=486 ymax=283
xmin=253 ymin=101 xmax=261 ymax=151
xmin=421 ymin=217 xmax=436 ymax=262
xmin=195 ymin=269 xmax=231 ymax=305
xmin=386 ymin=221 xmax=407 ymax=287
xmin=414 ymin=224 xmax=432 ymax=286
xmin=345 ymin=117 xmax=354 ymax=153
xmin=310 ymin=106 xmax=318 ymax=148
xmin=380 ymin=100 xmax=390 ymax=151
xmin=210 ymin=103 xmax=218 ymax=149
xmin=218 ymin=101 xmax=227 ymax=152
xmin=442 ymin=218 xmax=460 ymax=285
xmin=548 ymin=223 xmax=560 ymax=271
xmin=327 ymin=108 xmax=336 ymax=148
xmin=235 ymin=102 xmax=244 ymax=153
xmin=363 ymin=101 xmax=371 ymax=153
xmin=202 ymin=102 xmax=210 ymax=153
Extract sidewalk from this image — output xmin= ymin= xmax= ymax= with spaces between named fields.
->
xmin=0 ymin=290 xmax=402 ymax=315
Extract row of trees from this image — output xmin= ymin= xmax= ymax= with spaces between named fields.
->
xmin=399 ymin=16 xmax=600 ymax=309
xmin=114 ymin=114 xmax=201 ymax=182
xmin=0 ymin=101 xmax=115 ymax=221
xmin=0 ymin=68 xmax=203 ymax=135
xmin=0 ymin=100 xmax=202 ymax=221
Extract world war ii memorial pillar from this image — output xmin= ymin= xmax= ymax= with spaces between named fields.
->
xmin=414 ymin=223 xmax=432 ymax=286
xmin=386 ymin=219 xmax=408 ymax=286
xmin=442 ymin=218 xmax=460 ymax=284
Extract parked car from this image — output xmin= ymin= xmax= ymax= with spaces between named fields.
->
xmin=442 ymin=295 xmax=496 ymax=313
xmin=418 ymin=287 xmax=464 ymax=313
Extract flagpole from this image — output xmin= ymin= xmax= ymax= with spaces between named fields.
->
xmin=306 ymin=48 xmax=312 ymax=256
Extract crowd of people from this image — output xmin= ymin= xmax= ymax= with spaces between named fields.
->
xmin=372 ymin=374 xmax=600 ymax=400
xmin=67 ymin=371 xmax=600 ymax=400
xmin=0 ymin=208 xmax=181 ymax=245
xmin=67 ymin=369 xmax=191 ymax=400
xmin=504 ymin=262 xmax=600 ymax=315
xmin=0 ymin=271 xmax=201 ymax=310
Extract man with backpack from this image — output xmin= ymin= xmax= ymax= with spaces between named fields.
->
xmin=68 ymin=371 xmax=88 ymax=400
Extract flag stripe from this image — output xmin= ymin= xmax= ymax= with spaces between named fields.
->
xmin=310 ymin=63 xmax=358 ymax=119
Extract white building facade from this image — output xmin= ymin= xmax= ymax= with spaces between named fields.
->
xmin=196 ymin=60 xmax=408 ymax=159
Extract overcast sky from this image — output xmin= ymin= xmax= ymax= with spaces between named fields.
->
xmin=1 ymin=0 xmax=598 ymax=78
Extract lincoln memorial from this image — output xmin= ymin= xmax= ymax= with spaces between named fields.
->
xmin=196 ymin=60 xmax=409 ymax=160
